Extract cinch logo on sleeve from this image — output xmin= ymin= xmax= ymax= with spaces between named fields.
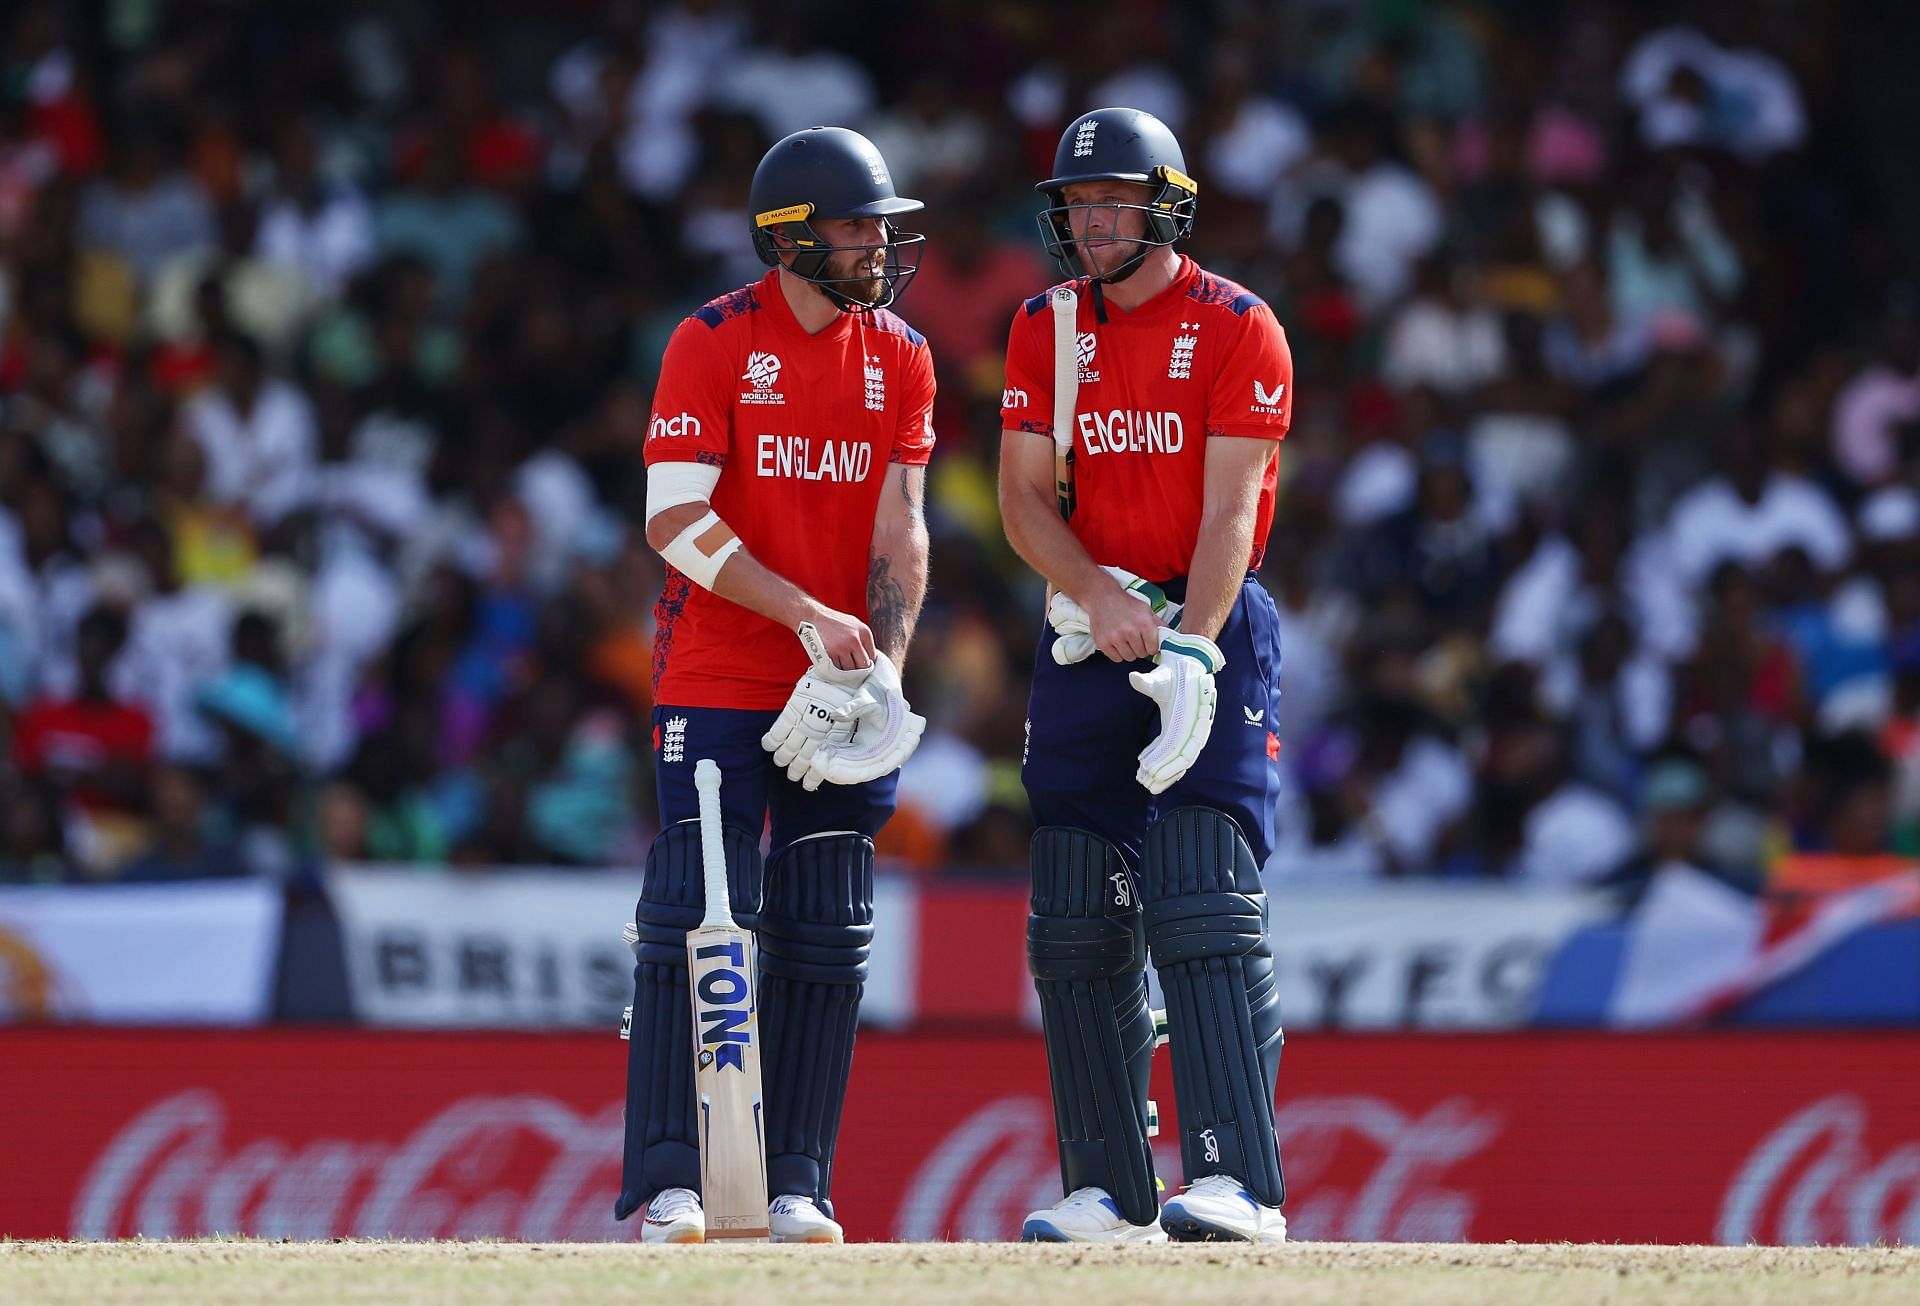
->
xmin=1252 ymin=380 xmax=1286 ymax=414
xmin=648 ymin=413 xmax=702 ymax=440
xmin=741 ymin=351 xmax=785 ymax=405
xmin=1076 ymin=409 xmax=1185 ymax=455
xmin=1002 ymin=387 xmax=1029 ymax=408
xmin=756 ymin=434 xmax=874 ymax=482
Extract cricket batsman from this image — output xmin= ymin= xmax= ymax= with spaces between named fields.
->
xmin=616 ymin=126 xmax=933 ymax=1244
xmin=999 ymin=107 xmax=1293 ymax=1243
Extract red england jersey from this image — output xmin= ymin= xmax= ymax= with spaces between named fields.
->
xmin=646 ymin=269 xmax=936 ymax=710
xmin=999 ymin=256 xmax=1292 ymax=580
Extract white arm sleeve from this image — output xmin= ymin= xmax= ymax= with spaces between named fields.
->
xmin=646 ymin=463 xmax=740 ymax=589
xmin=645 ymin=461 xmax=723 ymax=519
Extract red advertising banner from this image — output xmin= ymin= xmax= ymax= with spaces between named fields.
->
xmin=2 ymin=1029 xmax=1917 ymax=1245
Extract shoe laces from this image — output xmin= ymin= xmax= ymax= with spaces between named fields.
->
xmin=1186 ymin=1173 xmax=1253 ymax=1204
xmin=1058 ymin=1186 xmax=1114 ymax=1209
xmin=770 ymin=1195 xmax=817 ymax=1217
xmin=649 ymin=1187 xmax=700 ymax=1220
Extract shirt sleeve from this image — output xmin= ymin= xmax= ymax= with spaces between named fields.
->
xmin=891 ymin=339 xmax=937 ymax=466
xmin=644 ymin=318 xmax=734 ymax=466
xmin=1209 ymin=304 xmax=1294 ymax=440
xmin=998 ymin=308 xmax=1052 ymax=437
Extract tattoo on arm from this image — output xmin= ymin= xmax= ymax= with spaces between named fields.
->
xmin=900 ymin=464 xmax=925 ymax=525
xmin=868 ymin=552 xmax=909 ymax=662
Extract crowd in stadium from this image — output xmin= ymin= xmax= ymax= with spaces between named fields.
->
xmin=1 ymin=0 xmax=1916 ymax=889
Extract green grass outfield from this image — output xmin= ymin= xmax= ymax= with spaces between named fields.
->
xmin=3 ymin=1241 xmax=1918 ymax=1305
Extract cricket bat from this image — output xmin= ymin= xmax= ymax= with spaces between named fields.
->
xmin=688 ymin=758 xmax=769 ymax=1240
xmin=1050 ymin=286 xmax=1079 ymax=521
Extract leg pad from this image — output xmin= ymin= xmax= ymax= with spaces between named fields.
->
xmin=1142 ymin=806 xmax=1285 ymax=1209
xmin=758 ymin=831 xmax=874 ymax=1211
xmin=1027 ymin=826 xmax=1161 ymax=1227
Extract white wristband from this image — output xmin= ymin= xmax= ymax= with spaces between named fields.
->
xmin=660 ymin=509 xmax=743 ymax=589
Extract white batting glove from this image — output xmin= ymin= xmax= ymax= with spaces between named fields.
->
xmin=761 ymin=638 xmax=873 ymax=783
xmin=1049 ymin=566 xmax=1183 ymax=665
xmin=800 ymin=653 xmax=926 ymax=790
xmin=1128 ymin=629 xmax=1223 ymax=794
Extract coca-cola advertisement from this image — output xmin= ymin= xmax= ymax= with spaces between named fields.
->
xmin=2 ymin=1029 xmax=1916 ymax=1244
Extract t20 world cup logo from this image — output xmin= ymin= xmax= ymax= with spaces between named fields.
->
xmin=743 ymin=352 xmax=783 ymax=391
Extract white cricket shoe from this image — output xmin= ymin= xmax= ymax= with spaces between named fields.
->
xmin=1160 ymin=1174 xmax=1287 ymax=1243
xmin=1021 ymin=1186 xmax=1167 ymax=1244
xmin=641 ymin=1187 xmax=704 ymax=1244
xmin=769 ymin=1194 xmax=843 ymax=1244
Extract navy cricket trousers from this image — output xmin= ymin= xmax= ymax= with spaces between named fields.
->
xmin=1022 ymin=575 xmax=1284 ymax=868
xmin=651 ymin=705 xmax=898 ymax=843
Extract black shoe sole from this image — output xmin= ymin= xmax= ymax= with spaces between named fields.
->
xmin=1161 ymin=1216 xmax=1252 ymax=1243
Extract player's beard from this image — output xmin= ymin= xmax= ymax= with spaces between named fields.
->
xmin=828 ymin=247 xmax=886 ymax=307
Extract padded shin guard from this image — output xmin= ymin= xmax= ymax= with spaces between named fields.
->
xmin=757 ymin=831 xmax=874 ymax=1208
xmin=615 ymin=819 xmax=762 ymax=1221
xmin=1142 ymin=807 xmax=1286 ymax=1208
xmin=1028 ymin=826 xmax=1160 ymax=1227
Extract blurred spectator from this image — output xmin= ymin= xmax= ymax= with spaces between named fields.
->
xmin=1381 ymin=251 xmax=1506 ymax=397
xmin=1674 ymin=563 xmax=1803 ymax=808
xmin=1343 ymin=430 xmax=1501 ymax=634
xmin=373 ymin=134 xmax=521 ymax=305
xmin=120 ymin=765 xmax=233 ymax=881
xmin=0 ymin=777 xmax=66 ymax=883
xmin=76 ymin=125 xmax=216 ymax=289
xmin=1197 ymin=50 xmax=1309 ymax=205
xmin=1828 ymin=286 xmax=1920 ymax=491
xmin=1605 ymin=167 xmax=1741 ymax=332
xmin=1796 ymin=730 xmax=1895 ymax=855
xmin=11 ymin=604 xmax=150 ymax=810
xmin=1494 ymin=502 xmax=1696 ymax=671
xmin=0 ymin=1 xmax=1909 ymax=884
xmin=1608 ymin=755 xmax=1756 ymax=897
xmin=1665 ymin=424 xmax=1851 ymax=589
xmin=906 ymin=195 xmax=1048 ymax=413
xmin=714 ymin=13 xmax=874 ymax=143
xmin=254 ymin=120 xmax=377 ymax=297
xmin=862 ymin=72 xmax=988 ymax=198
xmin=111 ymin=516 xmax=232 ymax=765
xmin=1295 ymin=104 xmax=1443 ymax=310
xmin=1544 ymin=259 xmax=1652 ymax=392
xmin=1620 ymin=19 xmax=1806 ymax=162
xmin=182 ymin=332 xmax=318 ymax=528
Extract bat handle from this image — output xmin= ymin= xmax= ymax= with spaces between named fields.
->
xmin=694 ymin=759 xmax=732 ymax=928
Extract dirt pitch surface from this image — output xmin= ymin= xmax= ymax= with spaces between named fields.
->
xmin=4 ymin=1240 xmax=1917 ymax=1305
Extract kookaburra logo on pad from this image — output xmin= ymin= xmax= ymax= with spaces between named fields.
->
xmin=1110 ymin=870 xmax=1132 ymax=908
xmin=1200 ymin=1128 xmax=1221 ymax=1163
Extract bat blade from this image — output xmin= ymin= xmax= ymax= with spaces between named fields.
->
xmin=688 ymin=919 xmax=768 ymax=1239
